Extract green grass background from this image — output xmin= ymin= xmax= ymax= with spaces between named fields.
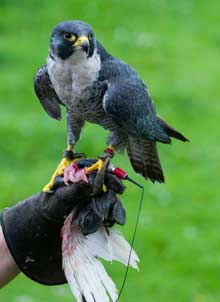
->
xmin=0 ymin=0 xmax=219 ymax=301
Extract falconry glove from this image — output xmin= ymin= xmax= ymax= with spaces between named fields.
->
xmin=0 ymin=165 xmax=126 ymax=285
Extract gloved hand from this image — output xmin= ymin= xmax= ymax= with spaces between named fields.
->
xmin=77 ymin=173 xmax=126 ymax=235
xmin=0 ymin=162 xmax=126 ymax=285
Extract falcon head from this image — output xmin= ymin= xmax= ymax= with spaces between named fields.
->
xmin=50 ymin=20 xmax=96 ymax=61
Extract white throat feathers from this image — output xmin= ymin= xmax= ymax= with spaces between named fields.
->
xmin=47 ymin=49 xmax=101 ymax=105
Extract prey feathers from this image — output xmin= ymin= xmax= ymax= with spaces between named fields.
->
xmin=62 ymin=213 xmax=139 ymax=302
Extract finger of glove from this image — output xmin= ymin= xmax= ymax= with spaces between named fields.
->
xmin=107 ymin=197 xmax=126 ymax=226
xmin=87 ymin=173 xmax=97 ymax=188
xmin=42 ymin=182 xmax=92 ymax=222
xmin=104 ymin=173 xmax=126 ymax=194
xmin=55 ymin=181 xmax=91 ymax=206
xmin=92 ymin=190 xmax=117 ymax=220
xmin=77 ymin=158 xmax=97 ymax=168
xmin=77 ymin=205 xmax=102 ymax=235
xmin=76 ymin=190 xmax=116 ymax=234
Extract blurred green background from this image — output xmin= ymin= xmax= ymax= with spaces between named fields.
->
xmin=0 ymin=0 xmax=219 ymax=301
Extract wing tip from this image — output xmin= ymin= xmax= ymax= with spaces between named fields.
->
xmin=143 ymin=166 xmax=165 ymax=184
xmin=158 ymin=116 xmax=189 ymax=143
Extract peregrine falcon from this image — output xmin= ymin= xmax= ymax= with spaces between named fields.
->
xmin=34 ymin=20 xmax=188 ymax=191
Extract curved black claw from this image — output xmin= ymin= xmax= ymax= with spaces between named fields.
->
xmin=77 ymin=158 xmax=97 ymax=168
xmin=63 ymin=150 xmax=86 ymax=160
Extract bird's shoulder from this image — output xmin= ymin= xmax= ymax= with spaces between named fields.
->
xmin=97 ymin=42 xmax=155 ymax=111
xmin=97 ymin=41 xmax=143 ymax=84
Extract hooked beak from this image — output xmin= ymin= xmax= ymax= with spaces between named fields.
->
xmin=73 ymin=35 xmax=90 ymax=55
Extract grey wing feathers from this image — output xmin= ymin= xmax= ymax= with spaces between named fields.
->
xmin=103 ymin=79 xmax=171 ymax=143
xmin=99 ymin=52 xmax=188 ymax=183
xmin=34 ymin=65 xmax=62 ymax=120
xmin=158 ymin=116 xmax=189 ymax=142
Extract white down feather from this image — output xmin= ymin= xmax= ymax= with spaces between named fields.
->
xmin=62 ymin=213 xmax=139 ymax=302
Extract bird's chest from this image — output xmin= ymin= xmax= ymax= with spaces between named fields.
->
xmin=47 ymin=54 xmax=101 ymax=108
xmin=47 ymin=59 xmax=72 ymax=102
xmin=72 ymin=80 xmax=108 ymax=123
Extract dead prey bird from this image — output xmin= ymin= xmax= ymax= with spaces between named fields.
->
xmin=34 ymin=20 xmax=188 ymax=191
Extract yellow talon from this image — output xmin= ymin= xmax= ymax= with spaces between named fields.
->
xmin=42 ymin=144 xmax=78 ymax=192
xmin=42 ymin=157 xmax=74 ymax=192
xmin=86 ymin=158 xmax=104 ymax=174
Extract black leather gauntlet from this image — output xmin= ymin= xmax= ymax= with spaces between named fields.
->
xmin=0 ymin=166 xmax=126 ymax=286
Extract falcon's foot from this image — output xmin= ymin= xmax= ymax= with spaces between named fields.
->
xmin=86 ymin=146 xmax=115 ymax=193
xmin=86 ymin=158 xmax=105 ymax=174
xmin=86 ymin=158 xmax=107 ymax=193
xmin=42 ymin=149 xmax=85 ymax=192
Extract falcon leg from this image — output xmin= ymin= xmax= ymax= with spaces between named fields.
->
xmin=43 ymin=115 xmax=85 ymax=192
xmin=42 ymin=145 xmax=85 ymax=192
xmin=86 ymin=146 xmax=115 ymax=174
xmin=86 ymin=146 xmax=115 ymax=193
xmin=86 ymin=158 xmax=105 ymax=173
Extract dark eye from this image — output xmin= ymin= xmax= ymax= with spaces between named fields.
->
xmin=88 ymin=33 xmax=93 ymax=40
xmin=64 ymin=33 xmax=76 ymax=42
